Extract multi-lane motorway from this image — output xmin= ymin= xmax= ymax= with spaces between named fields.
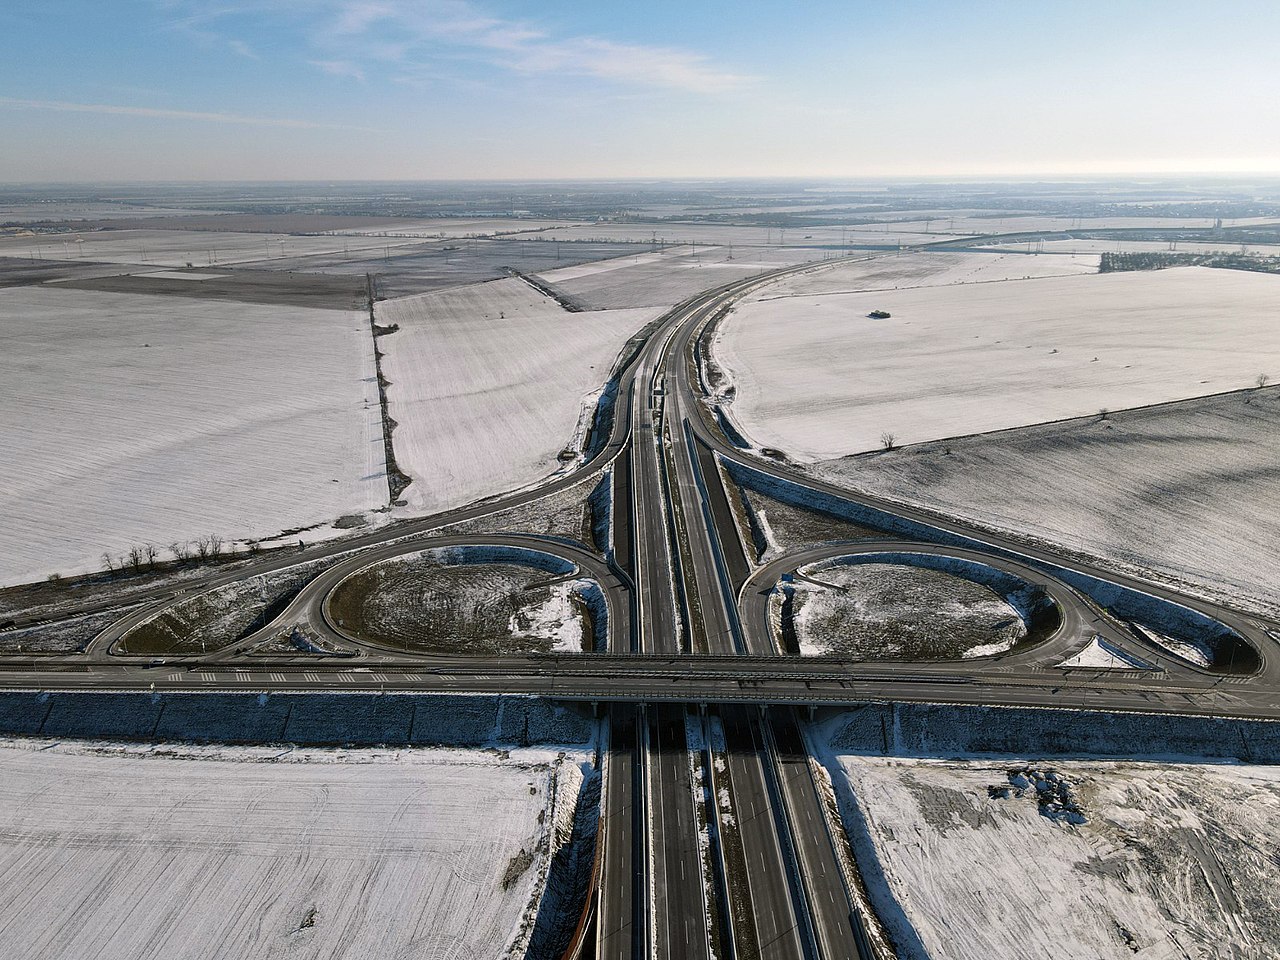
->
xmin=5 ymin=250 xmax=1280 ymax=959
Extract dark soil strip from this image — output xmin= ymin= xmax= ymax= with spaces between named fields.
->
xmin=366 ymin=273 xmax=412 ymax=503
xmin=526 ymin=771 xmax=603 ymax=959
xmin=505 ymin=267 xmax=588 ymax=312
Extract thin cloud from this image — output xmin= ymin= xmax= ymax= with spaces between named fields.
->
xmin=0 ymin=97 xmax=376 ymax=131
xmin=310 ymin=59 xmax=367 ymax=82
xmin=333 ymin=1 xmax=754 ymax=94
xmin=228 ymin=38 xmax=259 ymax=59
xmin=161 ymin=0 xmax=754 ymax=94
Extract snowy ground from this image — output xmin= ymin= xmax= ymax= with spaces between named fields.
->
xmin=824 ymin=753 xmax=1280 ymax=959
xmin=782 ymin=562 xmax=1027 ymax=659
xmin=813 ymin=387 xmax=1280 ymax=617
xmin=0 ymin=286 xmax=385 ymax=587
xmin=376 ymin=278 xmax=658 ymax=515
xmin=0 ymin=202 xmax=222 ymax=223
xmin=986 ymin=238 xmax=1280 ymax=257
xmin=338 ymin=217 xmax=588 ymax=238
xmin=513 ymin=222 xmax=913 ymax=247
xmin=745 ymin=249 xmax=1099 ymax=303
xmin=0 ymin=737 xmax=587 ymax=960
xmin=327 ymin=552 xmax=593 ymax=654
xmin=870 ymin=213 xmax=1278 ymax=235
xmin=0 ymin=228 xmax=418 ymax=267
xmin=716 ymin=265 xmax=1280 ymax=459
xmin=116 ymin=560 xmax=329 ymax=656
xmin=540 ymin=244 xmax=831 ymax=309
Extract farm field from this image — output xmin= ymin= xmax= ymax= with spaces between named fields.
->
xmin=54 ymin=266 xmax=371 ymax=309
xmin=812 ymin=388 xmax=1280 ymax=616
xmin=341 ymin=217 xmax=588 ymax=238
xmin=823 ymin=754 xmax=1280 ymax=959
xmin=986 ymin=237 xmax=1280 ymax=256
xmin=541 ymin=244 xmax=830 ymax=309
xmin=376 ymin=278 xmax=659 ymax=514
xmin=512 ymin=222 xmax=945 ymax=248
xmin=0 ymin=228 xmax=417 ymax=268
xmin=0 ymin=286 xmax=384 ymax=586
xmin=715 ymin=266 xmax=1280 ymax=460
xmin=746 ymin=249 xmax=1100 ymax=302
xmin=261 ymin=238 xmax=645 ymax=300
xmin=872 ymin=214 xmax=1280 ymax=235
xmin=0 ymin=202 xmax=224 ymax=223
xmin=0 ymin=738 xmax=584 ymax=960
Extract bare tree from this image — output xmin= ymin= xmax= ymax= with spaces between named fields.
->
xmin=101 ymin=552 xmax=115 ymax=575
xmin=127 ymin=546 xmax=144 ymax=574
xmin=1098 ymin=408 xmax=1109 ymax=421
xmin=880 ymin=432 xmax=897 ymax=451
xmin=207 ymin=534 xmax=224 ymax=560
xmin=170 ymin=541 xmax=189 ymax=563
xmin=143 ymin=543 xmax=158 ymax=569
xmin=1258 ymin=373 xmax=1271 ymax=389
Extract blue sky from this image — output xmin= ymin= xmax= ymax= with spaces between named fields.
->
xmin=2 ymin=0 xmax=1278 ymax=181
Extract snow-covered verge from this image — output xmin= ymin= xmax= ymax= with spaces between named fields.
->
xmin=0 ymin=605 xmax=147 ymax=654
xmin=1056 ymin=636 xmax=1152 ymax=669
xmin=0 ymin=736 xmax=594 ymax=960
xmin=116 ymin=560 xmax=328 ymax=656
xmin=783 ymin=561 xmax=1030 ymax=659
xmin=0 ymin=286 xmax=386 ymax=587
xmin=823 ymin=753 xmax=1280 ymax=959
xmin=813 ymin=387 xmax=1280 ymax=618
xmin=433 ymin=472 xmax=599 ymax=547
xmin=375 ymin=279 xmax=658 ymax=516
xmin=716 ymin=265 xmax=1280 ymax=460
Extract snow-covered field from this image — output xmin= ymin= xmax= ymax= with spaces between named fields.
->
xmin=0 ymin=286 xmax=384 ymax=586
xmin=376 ymin=278 xmax=658 ymax=514
xmin=986 ymin=238 xmax=1280 ymax=257
xmin=825 ymin=754 xmax=1280 ymax=959
xmin=0 ymin=737 xmax=586 ymax=960
xmin=541 ymin=245 xmax=828 ymax=309
xmin=0 ymin=202 xmax=220 ymax=223
xmin=340 ymin=217 xmax=587 ymax=238
xmin=0 ymin=228 xmax=416 ymax=267
xmin=873 ymin=214 xmax=1278 ymax=235
xmin=512 ymin=224 xmax=942 ymax=248
xmin=813 ymin=387 xmax=1280 ymax=616
xmin=716 ymin=266 xmax=1280 ymax=459
xmin=748 ymin=249 xmax=1100 ymax=302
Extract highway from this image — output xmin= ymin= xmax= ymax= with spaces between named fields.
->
xmin=6 ymin=247 xmax=1280 ymax=959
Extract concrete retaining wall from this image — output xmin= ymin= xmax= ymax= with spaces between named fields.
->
xmin=820 ymin=701 xmax=1280 ymax=762
xmin=0 ymin=692 xmax=595 ymax=747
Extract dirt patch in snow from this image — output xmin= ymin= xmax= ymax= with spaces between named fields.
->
xmin=327 ymin=552 xmax=595 ymax=654
xmin=779 ymin=560 xmax=1053 ymax=659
